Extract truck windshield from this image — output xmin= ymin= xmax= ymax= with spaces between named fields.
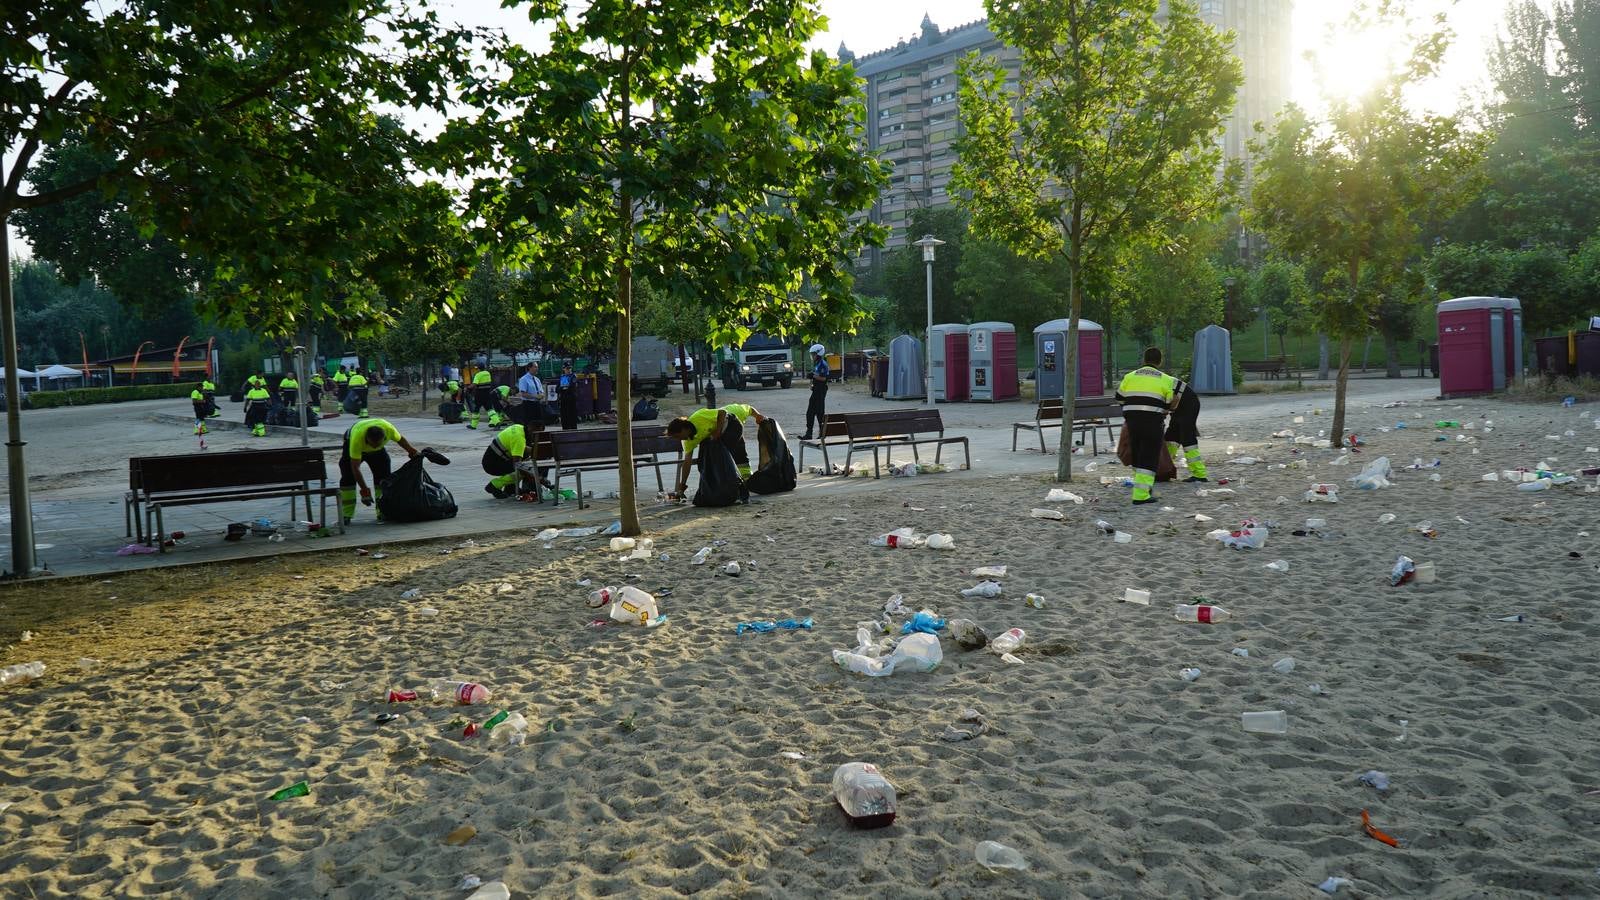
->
xmin=742 ymin=333 xmax=789 ymax=351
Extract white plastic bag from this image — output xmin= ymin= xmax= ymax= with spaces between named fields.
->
xmin=1348 ymin=456 xmax=1392 ymax=490
xmin=832 ymin=632 xmax=942 ymax=676
xmin=1213 ymin=523 xmax=1269 ymax=550
xmin=1044 ymin=488 xmax=1084 ymax=504
xmin=960 ymin=580 xmax=1004 ymax=598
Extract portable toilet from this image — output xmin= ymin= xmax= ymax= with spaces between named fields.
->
xmin=1437 ymin=296 xmax=1522 ymax=397
xmin=886 ymin=334 xmax=926 ymax=401
xmin=968 ymin=322 xmax=1019 ymax=402
xmin=1190 ymin=324 xmax=1235 ymax=395
xmin=928 ymin=324 xmax=970 ymax=402
xmin=1032 ymin=318 xmax=1105 ymax=399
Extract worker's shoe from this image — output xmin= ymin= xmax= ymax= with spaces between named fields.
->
xmin=358 ymin=409 xmax=369 ymax=418
xmin=1182 ymin=475 xmax=1208 ymax=483
xmin=1132 ymin=495 xmax=1160 ymax=505
xmin=485 ymin=483 xmax=514 ymax=499
xmin=799 ymin=432 xmax=813 ymax=441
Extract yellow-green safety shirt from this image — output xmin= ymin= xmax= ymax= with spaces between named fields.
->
xmin=348 ymin=374 xmax=368 ymax=388
xmin=1116 ymin=367 xmax=1176 ymax=415
xmin=683 ymin=404 xmax=753 ymax=453
xmin=347 ymin=419 xmax=401 ymax=460
xmin=472 ymin=369 xmax=492 ymax=385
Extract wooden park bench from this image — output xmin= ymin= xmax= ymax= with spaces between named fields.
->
xmin=840 ymin=409 xmax=971 ymax=479
xmin=796 ymin=413 xmax=849 ymax=473
xmin=127 ymin=447 xmax=342 ymax=551
xmin=1011 ymin=395 xmax=1122 ymax=455
xmin=547 ymin=426 xmax=683 ymax=509
xmin=1240 ymin=357 xmax=1291 ymax=379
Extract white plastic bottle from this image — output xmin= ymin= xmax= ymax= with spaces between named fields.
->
xmin=990 ymin=628 xmax=1025 ymax=654
xmin=429 ymin=680 xmax=491 ymax=705
xmin=587 ymin=584 xmax=653 ymax=609
xmin=1173 ymin=604 xmax=1231 ymax=623
xmin=832 ymin=762 xmax=897 ymax=828
xmin=870 ymin=531 xmax=925 ymax=549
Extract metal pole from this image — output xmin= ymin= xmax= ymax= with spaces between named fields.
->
xmin=924 ymin=258 xmax=934 ymax=406
xmin=1262 ymin=305 xmax=1269 ymax=358
xmin=294 ymin=339 xmax=310 ymax=448
xmin=0 ymin=221 xmax=37 ymax=576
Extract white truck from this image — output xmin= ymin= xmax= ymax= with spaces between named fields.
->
xmin=717 ymin=332 xmax=794 ymax=390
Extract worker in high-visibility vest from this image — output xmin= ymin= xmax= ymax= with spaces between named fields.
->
xmin=338 ymin=418 xmax=420 ymax=523
xmin=278 ymin=373 xmax=300 ymax=410
xmin=244 ymin=381 xmax=272 ymax=437
xmin=482 ymin=423 xmax=551 ymax=498
xmin=1164 ymin=368 xmax=1209 ymax=483
xmin=332 ymin=366 xmax=349 ymax=401
xmin=347 ymin=369 xmax=370 ymax=418
xmin=200 ymin=377 xmax=220 ymax=418
xmin=189 ymin=387 xmax=210 ymax=435
xmin=468 ymin=367 xmax=500 ymax=430
xmin=308 ymin=372 xmax=326 ymax=409
xmin=1116 ymin=348 xmax=1177 ymax=505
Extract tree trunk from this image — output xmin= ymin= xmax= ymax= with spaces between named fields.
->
xmin=1164 ymin=323 xmax=1173 ymax=370
xmin=615 ymin=200 xmax=640 ymax=536
xmin=0 ymin=217 xmax=39 ymax=575
xmin=1360 ymin=335 xmax=1371 ymax=372
xmin=1383 ymin=332 xmax=1402 ymax=378
xmin=1330 ymin=337 xmax=1353 ymax=448
xmin=1054 ymin=216 xmax=1084 ymax=481
xmin=1317 ymin=334 xmax=1330 ymax=380
xmin=677 ymin=342 xmax=691 ymax=393
xmin=1277 ymin=331 xmax=1287 ymax=361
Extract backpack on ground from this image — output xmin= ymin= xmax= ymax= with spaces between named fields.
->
xmin=744 ymin=417 xmax=796 ymax=495
xmin=439 ymin=400 xmax=464 ymax=423
xmin=633 ymin=397 xmax=659 ymax=421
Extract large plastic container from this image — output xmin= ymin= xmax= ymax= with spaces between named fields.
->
xmin=886 ymin=335 xmax=925 ymax=401
xmin=968 ymin=322 xmax=1019 ymax=402
xmin=929 ymin=324 xmax=970 ymax=402
xmin=1032 ymin=318 xmax=1104 ymax=399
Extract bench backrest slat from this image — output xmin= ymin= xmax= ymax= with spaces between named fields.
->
xmin=844 ymin=409 xmax=944 ymax=439
xmin=550 ymin=427 xmax=680 ymax=464
xmin=136 ymin=448 xmax=326 ymax=494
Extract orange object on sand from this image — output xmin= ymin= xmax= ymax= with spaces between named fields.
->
xmin=1362 ymin=809 xmax=1401 ymax=848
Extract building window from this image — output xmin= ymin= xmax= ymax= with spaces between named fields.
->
xmin=1199 ymin=0 xmax=1222 ymax=16
xmin=929 ymin=75 xmax=947 ymax=87
xmin=930 ymin=91 xmax=956 ymax=105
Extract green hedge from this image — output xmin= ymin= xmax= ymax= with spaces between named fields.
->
xmin=27 ymin=382 xmax=200 ymax=409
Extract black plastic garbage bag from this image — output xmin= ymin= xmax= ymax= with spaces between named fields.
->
xmin=378 ymin=455 xmax=458 ymax=522
xmin=633 ymin=397 xmax=659 ymax=421
xmin=744 ymin=418 xmax=796 ymax=495
xmin=693 ymin=435 xmax=745 ymax=508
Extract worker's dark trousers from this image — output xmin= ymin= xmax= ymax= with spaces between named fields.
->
xmin=1124 ymin=410 xmax=1166 ymax=501
xmin=805 ymin=383 xmax=828 ymax=436
xmin=338 ymin=440 xmax=392 ymax=520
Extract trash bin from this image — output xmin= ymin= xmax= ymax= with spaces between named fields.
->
xmin=1428 ymin=343 xmax=1440 ymax=379
xmin=1576 ymin=331 xmax=1600 ymax=378
xmin=1534 ymin=336 xmax=1571 ymax=377
xmin=870 ymin=357 xmax=888 ymax=397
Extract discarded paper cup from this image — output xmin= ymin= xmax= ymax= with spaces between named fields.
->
xmin=1413 ymin=562 xmax=1436 ymax=583
xmin=1122 ymin=588 xmax=1151 ymax=605
xmin=1112 ymin=531 xmax=1133 ymax=544
xmin=1241 ymin=710 xmax=1289 ymax=734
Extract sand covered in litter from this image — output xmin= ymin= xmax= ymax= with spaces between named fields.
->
xmin=1 ymin=392 xmax=1599 ymax=898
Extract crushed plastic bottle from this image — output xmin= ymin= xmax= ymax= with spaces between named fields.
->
xmin=690 ymin=546 xmax=713 ymax=565
xmin=1272 ymin=657 xmax=1296 ymax=674
xmin=990 ymin=628 xmax=1026 ymax=654
xmin=833 ymin=633 xmax=941 ymax=676
xmin=870 ymin=529 xmax=925 ymax=549
xmin=832 ymin=762 xmax=897 ymax=828
xmin=0 ymin=661 xmax=45 ymax=686
xmin=430 ymin=680 xmax=491 ymax=705
xmin=1178 ymin=667 xmax=1202 ymax=682
xmin=1024 ymin=593 xmax=1047 ymax=609
xmin=974 ymin=840 xmax=1029 ymax=871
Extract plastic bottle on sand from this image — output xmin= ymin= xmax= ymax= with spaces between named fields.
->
xmin=990 ymin=628 xmax=1026 ymax=654
xmin=975 ymin=840 xmax=1029 ymax=871
xmin=833 ymin=762 xmax=897 ymax=828
xmin=587 ymin=584 xmax=653 ymax=610
xmin=1173 ymin=604 xmax=1231 ymax=623
xmin=870 ymin=531 xmax=925 ymax=549
xmin=0 ymin=662 xmax=45 ymax=686
xmin=430 ymin=680 xmax=491 ymax=705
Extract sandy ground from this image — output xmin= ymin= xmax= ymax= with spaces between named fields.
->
xmin=2 ymin=391 xmax=1599 ymax=898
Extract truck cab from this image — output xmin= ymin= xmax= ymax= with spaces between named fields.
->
xmin=718 ymin=333 xmax=793 ymax=389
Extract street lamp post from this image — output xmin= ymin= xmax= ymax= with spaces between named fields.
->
xmin=912 ymin=233 xmax=945 ymax=405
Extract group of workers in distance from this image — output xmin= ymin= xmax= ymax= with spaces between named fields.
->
xmin=1115 ymin=346 xmax=1209 ymax=505
xmin=441 ymin=360 xmax=584 ymax=433
xmin=195 ymin=364 xmax=374 ymax=439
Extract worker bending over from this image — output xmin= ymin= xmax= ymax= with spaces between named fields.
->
xmin=468 ymin=367 xmax=500 ymax=429
xmin=1116 ymin=347 xmax=1177 ymax=505
xmin=665 ymin=403 xmax=765 ymax=497
xmin=1163 ymin=361 xmax=1209 ymax=483
xmin=339 ymin=418 xmax=419 ymax=523
xmin=348 ymin=369 xmax=370 ymax=418
xmin=244 ymin=380 xmax=271 ymax=437
xmin=482 ymin=423 xmax=552 ymax=498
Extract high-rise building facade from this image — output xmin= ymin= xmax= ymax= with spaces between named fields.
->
xmin=845 ymin=2 xmax=1292 ymax=264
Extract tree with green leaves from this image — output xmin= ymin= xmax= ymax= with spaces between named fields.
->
xmin=2 ymin=1 xmax=480 ymax=574
xmin=438 ymin=0 xmax=885 ymax=535
xmin=1252 ymin=8 xmax=1487 ymax=446
xmin=1122 ymin=225 xmax=1225 ymax=365
xmin=1244 ymin=257 xmax=1312 ymax=361
xmin=953 ymin=0 xmax=1241 ymax=480
xmin=881 ymin=207 xmax=968 ymax=332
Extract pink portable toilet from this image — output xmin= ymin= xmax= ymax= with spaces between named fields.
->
xmin=1032 ymin=318 xmax=1104 ymax=398
xmin=928 ymin=324 xmax=970 ymax=402
xmin=1437 ymin=296 xmax=1520 ymax=397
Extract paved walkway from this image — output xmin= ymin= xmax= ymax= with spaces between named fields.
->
xmin=1 ymin=375 xmax=1439 ymax=578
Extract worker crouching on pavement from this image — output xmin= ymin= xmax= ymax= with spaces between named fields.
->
xmin=338 ymin=418 xmax=420 ymax=523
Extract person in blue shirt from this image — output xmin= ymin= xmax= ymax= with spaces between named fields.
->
xmin=801 ymin=343 xmax=829 ymax=441
xmin=515 ymin=362 xmax=544 ymax=427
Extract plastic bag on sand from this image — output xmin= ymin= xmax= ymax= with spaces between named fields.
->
xmin=961 ymin=580 xmax=1003 ymax=598
xmin=833 ymin=632 xmax=942 ymax=676
xmin=1213 ymin=522 xmax=1268 ymax=550
xmin=1348 ymin=456 xmax=1392 ymax=490
xmin=1029 ymin=508 xmax=1065 ymax=520
xmin=1044 ymin=488 xmax=1084 ymax=504
xmin=970 ymin=565 xmax=1008 ymax=578
xmin=925 ymin=533 xmax=955 ymax=550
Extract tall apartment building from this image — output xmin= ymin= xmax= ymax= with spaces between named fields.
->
xmin=845 ymin=2 xmax=1292 ymax=264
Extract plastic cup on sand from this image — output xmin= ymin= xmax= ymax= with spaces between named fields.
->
xmin=1413 ymin=562 xmax=1436 ymax=583
xmin=1122 ymin=588 xmax=1151 ymax=605
xmin=1241 ymin=710 xmax=1288 ymax=734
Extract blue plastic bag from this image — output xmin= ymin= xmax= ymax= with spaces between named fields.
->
xmin=900 ymin=610 xmax=947 ymax=635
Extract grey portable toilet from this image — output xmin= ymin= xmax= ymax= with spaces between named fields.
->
xmin=1190 ymin=325 xmax=1235 ymax=395
xmin=929 ymin=323 xmax=970 ymax=402
xmin=968 ymin=322 xmax=1020 ymax=402
xmin=1032 ymin=318 xmax=1105 ymax=399
xmin=887 ymin=334 xmax=926 ymax=400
